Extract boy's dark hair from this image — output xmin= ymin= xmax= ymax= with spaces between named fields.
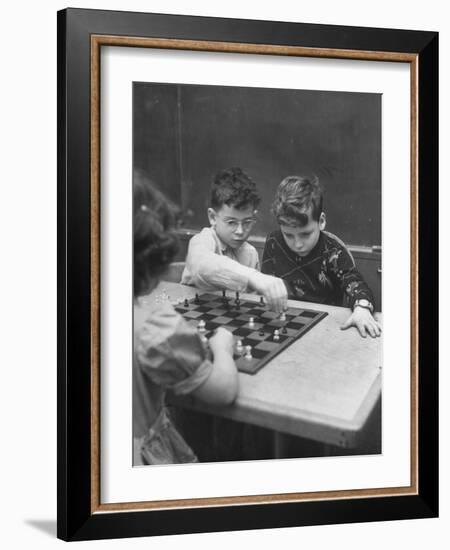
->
xmin=210 ymin=167 xmax=261 ymax=211
xmin=134 ymin=171 xmax=179 ymax=296
xmin=271 ymin=175 xmax=323 ymax=227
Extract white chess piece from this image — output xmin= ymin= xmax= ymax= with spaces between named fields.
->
xmin=273 ymin=329 xmax=280 ymax=341
xmin=244 ymin=345 xmax=252 ymax=360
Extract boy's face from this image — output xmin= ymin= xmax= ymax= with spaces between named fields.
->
xmin=208 ymin=204 xmax=257 ymax=249
xmin=280 ymin=210 xmax=326 ymax=257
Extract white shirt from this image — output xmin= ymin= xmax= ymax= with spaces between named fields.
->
xmin=181 ymin=227 xmax=260 ymax=292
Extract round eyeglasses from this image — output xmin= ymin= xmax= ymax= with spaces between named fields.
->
xmin=216 ymin=215 xmax=257 ymax=232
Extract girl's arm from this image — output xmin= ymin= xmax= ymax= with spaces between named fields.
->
xmin=191 ymin=328 xmax=238 ymax=406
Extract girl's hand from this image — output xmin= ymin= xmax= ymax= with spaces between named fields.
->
xmin=340 ymin=307 xmax=382 ymax=338
xmin=209 ymin=327 xmax=234 ymax=356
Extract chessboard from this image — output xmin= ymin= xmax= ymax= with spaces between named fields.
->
xmin=175 ymin=292 xmax=328 ymax=375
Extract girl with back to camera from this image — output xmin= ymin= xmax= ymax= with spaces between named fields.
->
xmin=133 ymin=173 xmax=238 ymax=465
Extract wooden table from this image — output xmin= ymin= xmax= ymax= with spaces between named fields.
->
xmin=153 ymin=282 xmax=382 ymax=449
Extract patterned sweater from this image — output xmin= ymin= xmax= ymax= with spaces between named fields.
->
xmin=261 ymin=230 xmax=374 ymax=309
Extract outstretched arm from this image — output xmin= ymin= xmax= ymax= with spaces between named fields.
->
xmin=183 ymin=231 xmax=257 ymax=291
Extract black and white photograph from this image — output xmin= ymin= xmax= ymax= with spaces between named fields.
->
xmin=132 ymin=81 xmax=382 ymax=466
xmin=0 ymin=0 xmax=445 ymax=544
xmin=50 ymin=4 xmax=440 ymax=543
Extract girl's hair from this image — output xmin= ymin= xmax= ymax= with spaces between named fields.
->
xmin=134 ymin=171 xmax=179 ymax=296
xmin=210 ymin=167 xmax=261 ymax=211
xmin=271 ymin=175 xmax=323 ymax=227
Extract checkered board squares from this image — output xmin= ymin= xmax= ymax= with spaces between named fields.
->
xmin=175 ymin=293 xmax=328 ymax=375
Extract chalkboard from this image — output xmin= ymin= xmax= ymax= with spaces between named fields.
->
xmin=133 ymin=82 xmax=381 ymax=247
xmin=133 ymin=84 xmax=181 ymax=205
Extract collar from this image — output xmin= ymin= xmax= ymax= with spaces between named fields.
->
xmin=211 ymin=227 xmax=231 ymax=255
xmin=277 ymin=229 xmax=324 ymax=262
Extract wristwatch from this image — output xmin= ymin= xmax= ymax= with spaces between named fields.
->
xmin=353 ymin=299 xmax=374 ymax=313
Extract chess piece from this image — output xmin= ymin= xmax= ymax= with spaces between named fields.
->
xmin=279 ymin=312 xmax=286 ymax=322
xmin=248 ymin=316 xmax=255 ymax=328
xmin=244 ymin=345 xmax=252 ymax=360
xmin=282 ymin=326 xmax=288 ymax=335
xmin=222 ymin=289 xmax=230 ymax=307
xmin=259 ymin=329 xmax=265 ymax=337
xmin=198 ymin=320 xmax=206 ymax=333
xmin=235 ymin=340 xmax=244 ymax=355
xmin=273 ymin=329 xmax=280 ymax=341
xmin=184 ymin=298 xmax=189 ymax=308
xmin=194 ymin=293 xmax=200 ymax=303
xmin=260 ymin=296 xmax=265 ymax=306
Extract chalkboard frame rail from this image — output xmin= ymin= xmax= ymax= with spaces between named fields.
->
xmin=57 ymin=8 xmax=438 ymax=541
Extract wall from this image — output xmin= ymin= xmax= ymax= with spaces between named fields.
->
xmin=134 ymin=82 xmax=381 ymax=248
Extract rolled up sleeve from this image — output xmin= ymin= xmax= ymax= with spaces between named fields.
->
xmin=181 ymin=229 xmax=258 ymax=291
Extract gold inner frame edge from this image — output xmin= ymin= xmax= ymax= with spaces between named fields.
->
xmin=89 ymin=35 xmax=419 ymax=514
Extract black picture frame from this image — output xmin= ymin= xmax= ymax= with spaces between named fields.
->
xmin=57 ymin=7 xmax=438 ymax=541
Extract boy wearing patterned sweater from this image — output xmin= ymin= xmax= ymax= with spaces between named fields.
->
xmin=262 ymin=175 xmax=381 ymax=338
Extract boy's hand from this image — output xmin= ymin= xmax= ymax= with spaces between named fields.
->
xmin=248 ymin=272 xmax=288 ymax=313
xmin=340 ymin=307 xmax=382 ymax=338
xmin=209 ymin=327 xmax=234 ymax=356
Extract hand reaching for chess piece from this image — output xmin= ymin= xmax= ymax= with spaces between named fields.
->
xmin=248 ymin=271 xmax=288 ymax=313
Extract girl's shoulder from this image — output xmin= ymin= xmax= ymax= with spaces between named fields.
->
xmin=135 ymin=299 xmax=205 ymax=359
xmin=134 ymin=301 xmax=183 ymax=349
xmin=134 ymin=300 xmax=211 ymax=390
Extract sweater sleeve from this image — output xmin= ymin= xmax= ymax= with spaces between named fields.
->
xmin=324 ymin=236 xmax=375 ymax=309
xmin=181 ymin=230 xmax=258 ymax=291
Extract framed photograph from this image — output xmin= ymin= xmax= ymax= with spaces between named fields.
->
xmin=57 ymin=8 xmax=438 ymax=541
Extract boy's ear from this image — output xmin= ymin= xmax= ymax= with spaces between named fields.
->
xmin=319 ymin=212 xmax=326 ymax=230
xmin=207 ymin=208 xmax=217 ymax=226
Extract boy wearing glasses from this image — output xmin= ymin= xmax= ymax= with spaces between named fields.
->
xmin=182 ymin=167 xmax=287 ymax=312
